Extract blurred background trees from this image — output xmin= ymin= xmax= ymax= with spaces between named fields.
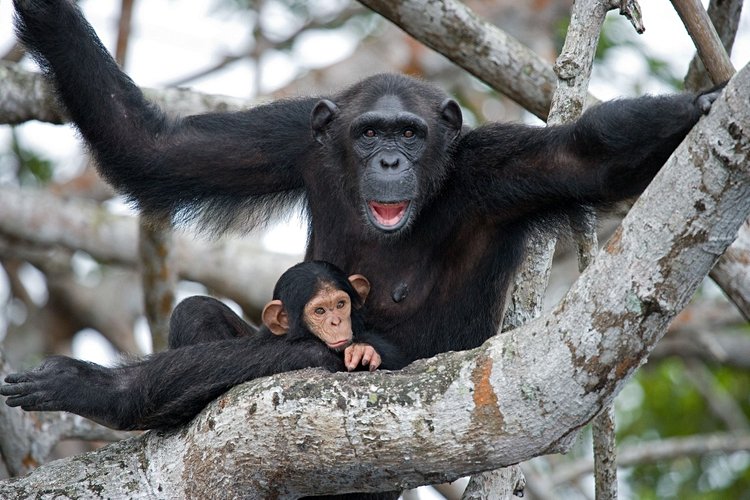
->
xmin=0 ymin=1 xmax=749 ymax=498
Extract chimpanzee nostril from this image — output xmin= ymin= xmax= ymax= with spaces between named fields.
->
xmin=379 ymin=154 xmax=400 ymax=169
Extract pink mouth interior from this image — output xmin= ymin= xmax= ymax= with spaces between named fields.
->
xmin=369 ymin=201 xmax=409 ymax=227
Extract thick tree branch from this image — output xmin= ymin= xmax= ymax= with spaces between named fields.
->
xmin=2 ymin=62 xmax=748 ymax=499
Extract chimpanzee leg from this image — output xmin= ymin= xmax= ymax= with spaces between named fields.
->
xmin=168 ymin=296 xmax=258 ymax=348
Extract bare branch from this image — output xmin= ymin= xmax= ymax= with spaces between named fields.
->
xmin=552 ymin=433 xmax=750 ymax=485
xmin=138 ymin=222 xmax=176 ymax=350
xmin=684 ymin=0 xmax=744 ymax=91
xmin=671 ymin=0 xmax=736 ymax=83
xmin=683 ymin=358 xmax=750 ymax=432
xmin=358 ymin=0 xmax=559 ymax=120
xmin=652 ymin=327 xmax=750 ymax=369
xmin=487 ymin=0 xmax=612 ymax=494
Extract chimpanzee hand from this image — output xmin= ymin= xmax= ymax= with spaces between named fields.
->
xmin=0 ymin=356 xmax=123 ymax=428
xmin=344 ymin=343 xmax=381 ymax=372
xmin=695 ymin=83 xmax=727 ymax=114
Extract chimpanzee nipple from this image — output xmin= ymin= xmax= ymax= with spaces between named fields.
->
xmin=392 ymin=282 xmax=409 ymax=303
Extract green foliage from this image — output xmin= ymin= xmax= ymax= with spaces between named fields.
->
xmin=616 ymin=360 xmax=750 ymax=499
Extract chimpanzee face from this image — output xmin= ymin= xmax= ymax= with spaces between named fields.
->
xmin=303 ymin=284 xmax=353 ymax=351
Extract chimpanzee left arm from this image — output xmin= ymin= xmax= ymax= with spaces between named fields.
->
xmin=456 ymin=88 xmax=722 ymax=218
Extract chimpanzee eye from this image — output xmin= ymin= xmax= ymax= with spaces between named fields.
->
xmin=403 ymin=129 xmax=414 ymax=138
xmin=314 ymin=307 xmax=326 ymax=315
xmin=336 ymin=300 xmax=346 ymax=309
xmin=364 ymin=129 xmax=376 ymax=138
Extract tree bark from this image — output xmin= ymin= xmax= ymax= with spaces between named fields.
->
xmin=2 ymin=61 xmax=748 ymax=499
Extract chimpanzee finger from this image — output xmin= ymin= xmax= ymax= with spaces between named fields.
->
xmin=4 ymin=389 xmax=44 ymax=408
xmin=360 ymin=349 xmax=372 ymax=366
xmin=368 ymin=351 xmax=382 ymax=372
xmin=346 ymin=348 xmax=363 ymax=371
xmin=4 ymin=372 xmax=32 ymax=384
xmin=0 ymin=381 xmax=34 ymax=397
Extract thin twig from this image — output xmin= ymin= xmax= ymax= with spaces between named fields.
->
xmin=684 ymin=0 xmax=743 ymax=90
xmin=552 ymin=433 xmax=750 ymax=484
xmin=670 ymin=0 xmax=736 ymax=83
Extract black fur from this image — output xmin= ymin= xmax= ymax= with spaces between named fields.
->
xmin=4 ymin=1 xmax=719 ymax=433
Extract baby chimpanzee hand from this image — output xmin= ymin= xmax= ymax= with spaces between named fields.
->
xmin=344 ymin=343 xmax=381 ymax=372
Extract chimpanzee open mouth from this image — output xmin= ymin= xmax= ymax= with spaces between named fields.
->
xmin=367 ymin=200 xmax=412 ymax=231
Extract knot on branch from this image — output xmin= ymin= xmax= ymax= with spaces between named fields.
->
xmin=553 ymin=54 xmax=581 ymax=81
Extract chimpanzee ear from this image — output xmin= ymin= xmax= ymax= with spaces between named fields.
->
xmin=311 ymin=99 xmax=339 ymax=145
xmin=440 ymin=98 xmax=462 ymax=139
xmin=348 ymin=274 xmax=371 ymax=304
xmin=262 ymin=299 xmax=289 ymax=336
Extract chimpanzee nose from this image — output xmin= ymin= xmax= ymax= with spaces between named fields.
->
xmin=379 ymin=153 xmax=400 ymax=169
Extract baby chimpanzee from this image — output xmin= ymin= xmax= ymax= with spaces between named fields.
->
xmin=2 ymin=261 xmax=403 ymax=430
xmin=259 ymin=260 xmax=395 ymax=371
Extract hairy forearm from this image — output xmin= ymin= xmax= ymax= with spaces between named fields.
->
xmin=572 ymin=93 xmax=705 ymax=199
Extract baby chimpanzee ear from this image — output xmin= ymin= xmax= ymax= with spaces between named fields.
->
xmin=262 ymin=299 xmax=289 ymax=335
xmin=348 ymin=274 xmax=371 ymax=305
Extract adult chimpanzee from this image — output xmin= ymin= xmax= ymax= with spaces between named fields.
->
xmin=2 ymin=261 xmax=404 ymax=430
xmin=4 ymin=0 xmax=721 ymax=433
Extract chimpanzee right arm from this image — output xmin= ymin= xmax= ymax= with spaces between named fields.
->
xmin=13 ymin=0 xmax=318 ymax=230
xmin=1 ymin=336 xmax=344 ymax=430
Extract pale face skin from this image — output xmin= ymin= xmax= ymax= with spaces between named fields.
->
xmin=304 ymin=285 xmax=353 ymax=350
xmin=303 ymin=285 xmax=381 ymax=371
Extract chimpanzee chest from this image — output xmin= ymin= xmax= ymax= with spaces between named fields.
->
xmin=347 ymin=228 xmax=500 ymax=329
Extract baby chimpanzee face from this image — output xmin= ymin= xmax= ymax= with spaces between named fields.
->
xmin=303 ymin=284 xmax=353 ymax=350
